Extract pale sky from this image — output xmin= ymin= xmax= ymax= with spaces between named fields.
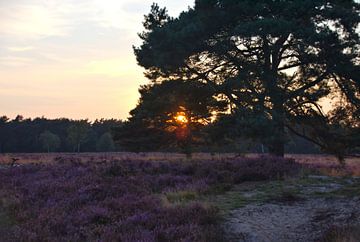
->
xmin=0 ymin=0 xmax=194 ymax=120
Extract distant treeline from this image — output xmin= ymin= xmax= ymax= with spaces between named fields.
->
xmin=0 ymin=115 xmax=123 ymax=153
xmin=0 ymin=115 xmax=321 ymax=154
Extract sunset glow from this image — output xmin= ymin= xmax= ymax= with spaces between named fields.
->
xmin=175 ymin=113 xmax=188 ymax=124
xmin=0 ymin=0 xmax=194 ymax=120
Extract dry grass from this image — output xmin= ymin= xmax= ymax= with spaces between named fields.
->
xmin=1 ymin=152 xmax=359 ymax=176
xmin=287 ymin=154 xmax=360 ymax=177
xmin=0 ymin=152 xmax=237 ymax=165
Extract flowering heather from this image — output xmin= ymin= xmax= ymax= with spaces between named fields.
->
xmin=0 ymin=156 xmax=300 ymax=241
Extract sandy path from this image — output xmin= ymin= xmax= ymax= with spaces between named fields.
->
xmin=224 ymin=197 xmax=360 ymax=242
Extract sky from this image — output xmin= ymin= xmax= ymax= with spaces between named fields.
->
xmin=0 ymin=0 xmax=194 ymax=120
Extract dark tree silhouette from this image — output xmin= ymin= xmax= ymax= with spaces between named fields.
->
xmin=96 ymin=132 xmax=115 ymax=152
xmin=67 ymin=121 xmax=90 ymax=153
xmin=0 ymin=116 xmax=123 ymax=153
xmin=134 ymin=1 xmax=360 ymax=157
xmin=113 ymin=79 xmax=226 ymax=152
xmin=39 ymin=130 xmax=61 ymax=153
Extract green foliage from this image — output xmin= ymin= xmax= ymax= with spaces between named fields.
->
xmin=67 ymin=121 xmax=90 ymax=152
xmin=165 ymin=191 xmax=198 ymax=204
xmin=0 ymin=116 xmax=123 ymax=153
xmin=134 ymin=0 xmax=360 ymax=157
xmin=96 ymin=132 xmax=115 ymax=152
xmin=39 ymin=130 xmax=61 ymax=153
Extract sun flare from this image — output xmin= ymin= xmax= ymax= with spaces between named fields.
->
xmin=175 ymin=113 xmax=188 ymax=124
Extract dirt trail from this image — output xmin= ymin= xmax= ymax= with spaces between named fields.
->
xmin=224 ymin=197 xmax=360 ymax=242
xmin=216 ymin=176 xmax=360 ymax=242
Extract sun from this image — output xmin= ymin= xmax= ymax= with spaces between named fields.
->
xmin=175 ymin=113 xmax=188 ymax=124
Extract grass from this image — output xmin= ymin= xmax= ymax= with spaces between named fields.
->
xmin=207 ymin=180 xmax=303 ymax=213
xmin=207 ymin=175 xmax=360 ymax=214
xmin=0 ymin=210 xmax=12 ymax=227
xmin=0 ymin=204 xmax=16 ymax=240
xmin=320 ymin=225 xmax=360 ymax=242
xmin=165 ymin=190 xmax=199 ymax=204
xmin=331 ymin=179 xmax=360 ymax=197
xmin=0 ymin=197 xmax=14 ymax=224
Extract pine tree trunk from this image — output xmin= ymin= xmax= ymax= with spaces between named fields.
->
xmin=268 ymin=138 xmax=285 ymax=157
xmin=268 ymin=122 xmax=285 ymax=157
xmin=263 ymin=42 xmax=286 ymax=157
xmin=269 ymin=89 xmax=286 ymax=157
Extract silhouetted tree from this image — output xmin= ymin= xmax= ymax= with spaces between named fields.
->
xmin=67 ymin=121 xmax=91 ymax=152
xmin=0 ymin=116 xmax=123 ymax=153
xmin=287 ymin=102 xmax=360 ymax=160
xmin=0 ymin=116 xmax=9 ymax=153
xmin=96 ymin=132 xmax=115 ymax=152
xmin=113 ymin=79 xmax=226 ymax=152
xmin=39 ymin=130 xmax=61 ymax=153
xmin=134 ymin=1 xmax=360 ymax=157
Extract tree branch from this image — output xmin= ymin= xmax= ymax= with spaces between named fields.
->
xmin=288 ymin=71 xmax=329 ymax=98
xmin=285 ymin=124 xmax=325 ymax=149
xmin=278 ymin=62 xmax=304 ymax=71
xmin=272 ymin=34 xmax=290 ymax=70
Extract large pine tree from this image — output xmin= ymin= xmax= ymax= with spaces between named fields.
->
xmin=134 ymin=0 xmax=360 ymax=156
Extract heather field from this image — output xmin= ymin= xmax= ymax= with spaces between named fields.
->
xmin=0 ymin=153 xmax=359 ymax=241
xmin=1 ymin=152 xmax=360 ymax=176
xmin=0 ymin=155 xmax=300 ymax=241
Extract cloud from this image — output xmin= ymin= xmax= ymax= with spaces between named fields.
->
xmin=83 ymin=57 xmax=140 ymax=78
xmin=0 ymin=0 xmax=195 ymax=120
xmin=0 ymin=56 xmax=33 ymax=67
xmin=0 ymin=0 xmax=194 ymax=41
xmin=7 ymin=46 xmax=34 ymax=52
xmin=0 ymin=4 xmax=71 ymax=39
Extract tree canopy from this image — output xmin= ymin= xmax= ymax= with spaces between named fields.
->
xmin=0 ymin=116 xmax=122 ymax=153
xmin=39 ymin=130 xmax=61 ymax=153
xmin=131 ymin=0 xmax=360 ymax=157
xmin=113 ymin=79 xmax=226 ymax=152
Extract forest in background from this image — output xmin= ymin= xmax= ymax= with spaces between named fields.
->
xmin=0 ymin=115 xmax=321 ymax=154
xmin=0 ymin=115 xmax=122 ymax=153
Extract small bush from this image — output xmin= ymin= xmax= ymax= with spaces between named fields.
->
xmin=166 ymin=191 xmax=198 ymax=203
